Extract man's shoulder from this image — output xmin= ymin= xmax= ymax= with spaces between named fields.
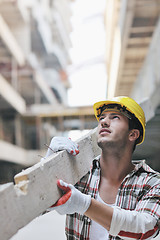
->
xmin=133 ymin=159 xmax=160 ymax=184
xmin=133 ymin=159 xmax=159 ymax=173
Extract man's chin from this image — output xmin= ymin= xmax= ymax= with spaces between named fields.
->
xmin=97 ymin=139 xmax=114 ymax=149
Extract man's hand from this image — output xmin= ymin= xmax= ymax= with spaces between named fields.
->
xmin=45 ymin=137 xmax=79 ymax=157
xmin=49 ymin=180 xmax=91 ymax=215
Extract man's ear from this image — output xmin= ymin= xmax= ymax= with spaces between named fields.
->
xmin=129 ymin=129 xmax=140 ymax=142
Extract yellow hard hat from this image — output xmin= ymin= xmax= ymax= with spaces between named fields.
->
xmin=93 ymin=96 xmax=146 ymax=145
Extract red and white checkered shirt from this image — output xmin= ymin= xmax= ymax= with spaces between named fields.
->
xmin=65 ymin=156 xmax=160 ymax=240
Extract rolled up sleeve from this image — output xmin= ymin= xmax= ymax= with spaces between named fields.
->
xmin=110 ymin=180 xmax=160 ymax=239
xmin=109 ymin=206 xmax=159 ymax=239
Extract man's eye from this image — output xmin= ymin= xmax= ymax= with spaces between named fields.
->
xmin=113 ymin=115 xmax=119 ymax=119
xmin=99 ymin=116 xmax=104 ymax=121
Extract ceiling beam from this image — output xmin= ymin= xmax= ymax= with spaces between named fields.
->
xmin=130 ymin=26 xmax=155 ymax=33
xmin=126 ymin=47 xmax=147 ymax=56
xmin=128 ymin=37 xmax=151 ymax=45
xmin=0 ymin=74 xmax=26 ymax=114
xmin=0 ymin=14 xmax=25 ymax=66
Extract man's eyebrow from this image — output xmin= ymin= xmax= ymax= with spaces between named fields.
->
xmin=100 ymin=112 xmax=122 ymax=117
xmin=110 ymin=112 xmax=121 ymax=115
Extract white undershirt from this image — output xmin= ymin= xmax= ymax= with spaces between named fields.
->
xmin=90 ymin=193 xmax=114 ymax=240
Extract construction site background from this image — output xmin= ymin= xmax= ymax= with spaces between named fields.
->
xmin=0 ymin=0 xmax=160 ymax=239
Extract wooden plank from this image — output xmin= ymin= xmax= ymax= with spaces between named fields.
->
xmin=0 ymin=128 xmax=101 ymax=240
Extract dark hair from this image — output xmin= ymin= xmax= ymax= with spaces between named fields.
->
xmin=128 ymin=117 xmax=143 ymax=152
xmin=96 ymin=103 xmax=129 ymax=118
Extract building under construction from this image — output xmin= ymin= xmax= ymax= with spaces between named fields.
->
xmin=0 ymin=0 xmax=160 ymax=184
xmin=0 ymin=0 xmax=75 ymax=183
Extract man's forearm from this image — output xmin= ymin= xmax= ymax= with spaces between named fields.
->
xmin=84 ymin=199 xmax=158 ymax=240
xmin=110 ymin=207 xmax=158 ymax=239
xmin=84 ymin=198 xmax=113 ymax=231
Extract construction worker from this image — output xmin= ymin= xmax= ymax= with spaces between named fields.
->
xmin=45 ymin=96 xmax=160 ymax=239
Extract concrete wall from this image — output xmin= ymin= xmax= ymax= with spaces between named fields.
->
xmin=131 ymin=17 xmax=160 ymax=110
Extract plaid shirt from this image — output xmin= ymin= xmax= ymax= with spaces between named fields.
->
xmin=65 ymin=156 xmax=160 ymax=240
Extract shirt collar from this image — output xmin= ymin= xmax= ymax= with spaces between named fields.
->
xmin=132 ymin=159 xmax=157 ymax=174
xmin=92 ymin=155 xmax=101 ymax=169
xmin=92 ymin=157 xmax=156 ymax=175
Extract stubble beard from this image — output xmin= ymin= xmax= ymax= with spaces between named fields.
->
xmin=97 ymin=138 xmax=116 ymax=150
xmin=97 ymin=135 xmax=128 ymax=154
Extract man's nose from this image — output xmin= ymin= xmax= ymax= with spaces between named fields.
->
xmin=101 ymin=116 xmax=110 ymax=127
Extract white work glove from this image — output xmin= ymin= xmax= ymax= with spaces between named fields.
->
xmin=45 ymin=137 xmax=79 ymax=157
xmin=49 ymin=180 xmax=91 ymax=215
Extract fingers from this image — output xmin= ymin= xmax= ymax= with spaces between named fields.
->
xmin=57 ymin=139 xmax=79 ymax=155
xmin=53 ymin=190 xmax=72 ymax=207
xmin=68 ymin=139 xmax=79 ymax=155
xmin=70 ymin=148 xmax=79 ymax=156
xmin=57 ymin=179 xmax=70 ymax=191
xmin=52 ymin=180 xmax=72 ymax=207
xmin=47 ymin=137 xmax=79 ymax=156
xmin=50 ymin=190 xmax=71 ymax=207
xmin=57 ymin=180 xmax=75 ymax=193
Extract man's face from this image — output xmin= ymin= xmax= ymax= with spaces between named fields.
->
xmin=97 ymin=110 xmax=130 ymax=149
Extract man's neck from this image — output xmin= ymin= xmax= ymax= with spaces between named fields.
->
xmin=100 ymin=149 xmax=135 ymax=183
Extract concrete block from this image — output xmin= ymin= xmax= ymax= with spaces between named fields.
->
xmin=0 ymin=128 xmax=101 ymax=240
